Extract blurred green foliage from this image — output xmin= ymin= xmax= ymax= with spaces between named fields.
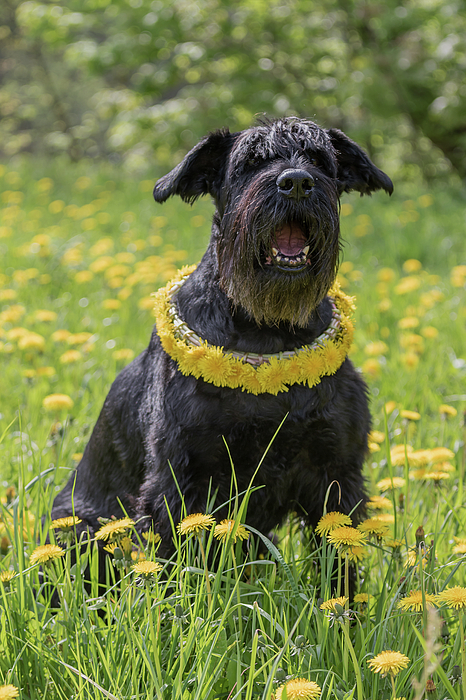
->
xmin=1 ymin=0 xmax=466 ymax=179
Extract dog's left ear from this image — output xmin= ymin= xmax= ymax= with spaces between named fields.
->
xmin=327 ymin=128 xmax=393 ymax=196
xmin=153 ymin=129 xmax=237 ymax=204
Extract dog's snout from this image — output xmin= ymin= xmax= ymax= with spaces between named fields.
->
xmin=276 ymin=169 xmax=314 ymax=199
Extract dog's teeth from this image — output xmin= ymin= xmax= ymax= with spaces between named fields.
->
xmin=303 ymin=245 xmax=309 ymax=255
xmin=272 ymin=247 xmax=279 ymax=256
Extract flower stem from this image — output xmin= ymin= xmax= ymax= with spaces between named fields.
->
xmin=460 ymin=610 xmax=466 ymax=700
xmin=343 ymin=555 xmax=349 ymax=681
xmin=341 ymin=621 xmax=363 ymax=700
xmin=390 ymin=673 xmax=397 ymax=700
xmin=197 ymin=534 xmax=212 ymax=608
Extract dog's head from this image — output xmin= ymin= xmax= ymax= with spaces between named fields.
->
xmin=154 ymin=117 xmax=393 ymax=327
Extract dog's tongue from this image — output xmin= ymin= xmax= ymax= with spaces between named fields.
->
xmin=273 ymin=223 xmax=307 ymax=256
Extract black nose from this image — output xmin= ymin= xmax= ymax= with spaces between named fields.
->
xmin=276 ymin=169 xmax=314 ymax=199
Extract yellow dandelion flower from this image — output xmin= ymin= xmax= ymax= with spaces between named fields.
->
xmin=67 ymin=332 xmax=93 ymax=346
xmin=429 ymin=447 xmax=455 ymax=463
xmin=423 ymin=471 xmax=450 ymax=482
xmin=398 ymin=316 xmax=419 ymax=330
xmin=320 ymin=596 xmax=348 ymax=611
xmin=436 ymin=461 xmax=454 ymax=472
xmin=59 ymin=349 xmax=82 ymax=364
xmin=358 ymin=518 xmax=390 ymax=539
xmin=394 ymin=277 xmax=421 ymax=295
xmin=197 ymin=347 xmax=232 ymax=387
xmin=50 ymin=516 xmax=82 ymax=531
xmin=95 ymin=517 xmax=135 ymax=542
xmin=384 ymin=400 xmax=397 ymax=415
xmin=327 ymin=526 xmax=367 ymax=549
xmin=364 ymin=341 xmax=388 ymax=356
xmin=436 ymin=586 xmax=466 ymax=610
xmin=368 ymin=496 xmax=392 ymax=510
xmin=18 ymin=332 xmax=46 ymax=351
xmin=362 ymin=358 xmax=381 ymax=378
xmin=377 ymin=477 xmax=406 ymax=491
xmin=374 ymin=513 xmax=395 ymax=524
xmin=36 ymin=366 xmax=56 ymax=377
xmin=453 ymin=543 xmax=466 ymax=555
xmin=0 ymin=289 xmax=17 ymax=301
xmin=177 ymin=513 xmax=215 ymax=536
xmin=400 ymin=410 xmax=421 ymax=421
xmin=397 ymin=590 xmax=437 ymax=612
xmin=284 ymin=356 xmax=302 ymax=384
xmin=30 ymin=544 xmax=64 ymax=566
xmin=142 ymin=530 xmax=162 ymax=545
xmin=112 ymin=348 xmax=135 ymax=362
xmin=354 ymin=593 xmax=371 ymax=605
xmin=377 ymin=267 xmax=396 ymax=283
xmin=378 ymin=298 xmax=392 ymax=312
xmin=368 ymin=650 xmax=410 ymax=677
xmin=257 ymin=357 xmax=289 ymax=395
xmin=407 ymin=450 xmax=431 ymax=467
xmin=402 ymin=259 xmax=422 ymax=273
xmin=405 ymin=550 xmax=428 ymax=568
xmin=369 ymin=442 xmax=380 ymax=453
xmin=299 ymin=351 xmax=326 ymax=386
xmin=385 ymin=538 xmax=403 ymax=550
xmin=0 ymin=685 xmax=20 ymax=699
xmin=237 ymin=366 xmax=262 ymax=395
xmin=132 ymin=560 xmax=163 ymax=577
xmin=438 ymin=404 xmax=457 ymax=418
xmin=369 ymin=430 xmax=385 ymax=444
xmin=0 ymin=571 xmax=16 ymax=584
xmin=175 ymin=345 xmax=206 ymax=378
xmin=323 ymin=341 xmax=345 ymax=374
xmin=315 ymin=511 xmax=352 ymax=536
xmin=391 ymin=444 xmax=413 ymax=456
xmin=34 ymin=309 xmax=57 ymax=323
xmin=51 ymin=329 xmax=71 ymax=342
xmin=42 ymin=393 xmax=74 ymax=411
xmin=213 ymin=519 xmax=249 ymax=543
xmin=454 ymin=536 xmax=466 ymax=545
xmin=421 ymin=326 xmax=438 ymax=339
xmin=410 ymin=469 xmax=426 ymax=481
xmin=346 ymin=545 xmax=368 ymax=563
xmin=275 ymin=678 xmax=321 ymax=700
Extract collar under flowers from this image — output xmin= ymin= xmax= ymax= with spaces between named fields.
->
xmin=153 ymin=265 xmax=355 ymax=396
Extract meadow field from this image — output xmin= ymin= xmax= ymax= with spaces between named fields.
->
xmin=0 ymin=158 xmax=465 ymax=699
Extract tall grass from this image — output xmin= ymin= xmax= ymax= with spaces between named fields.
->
xmin=0 ymin=158 xmax=465 ymax=699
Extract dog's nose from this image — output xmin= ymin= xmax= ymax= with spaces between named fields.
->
xmin=276 ymin=169 xmax=314 ymax=199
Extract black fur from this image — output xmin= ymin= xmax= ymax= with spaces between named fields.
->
xmin=51 ymin=117 xmax=392 ymax=559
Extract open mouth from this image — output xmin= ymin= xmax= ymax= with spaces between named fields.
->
xmin=264 ymin=222 xmax=310 ymax=272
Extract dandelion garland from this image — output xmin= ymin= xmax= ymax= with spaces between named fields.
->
xmin=153 ymin=266 xmax=355 ymax=395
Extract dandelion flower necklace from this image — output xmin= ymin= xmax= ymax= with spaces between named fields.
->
xmin=153 ymin=265 xmax=355 ymax=396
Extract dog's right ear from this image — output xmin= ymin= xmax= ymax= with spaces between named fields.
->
xmin=153 ymin=129 xmax=237 ymax=204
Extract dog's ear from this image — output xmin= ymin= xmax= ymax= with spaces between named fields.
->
xmin=326 ymin=128 xmax=393 ymax=196
xmin=153 ymin=129 xmax=237 ymax=204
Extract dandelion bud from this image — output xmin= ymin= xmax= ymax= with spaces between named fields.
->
xmin=415 ymin=526 xmax=425 ymax=546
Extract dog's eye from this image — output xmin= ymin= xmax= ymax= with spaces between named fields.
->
xmin=248 ymin=158 xmax=259 ymax=167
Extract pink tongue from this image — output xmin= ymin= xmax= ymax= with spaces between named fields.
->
xmin=274 ymin=223 xmax=306 ymax=256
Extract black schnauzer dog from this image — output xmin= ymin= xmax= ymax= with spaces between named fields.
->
xmin=51 ymin=117 xmax=392 ymax=558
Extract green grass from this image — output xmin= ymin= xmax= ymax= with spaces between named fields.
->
xmin=0 ymin=157 xmax=466 ymax=699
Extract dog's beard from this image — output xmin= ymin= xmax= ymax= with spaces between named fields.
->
xmin=217 ymin=172 xmax=341 ymax=328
